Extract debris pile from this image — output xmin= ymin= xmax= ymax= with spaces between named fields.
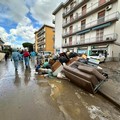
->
xmin=35 ymin=52 xmax=108 ymax=93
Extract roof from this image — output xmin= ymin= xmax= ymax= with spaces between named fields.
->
xmin=52 ymin=3 xmax=64 ymax=15
xmin=34 ymin=24 xmax=55 ymax=34
xmin=52 ymin=0 xmax=74 ymax=15
xmin=64 ymin=0 xmax=73 ymax=7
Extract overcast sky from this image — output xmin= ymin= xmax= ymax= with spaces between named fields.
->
xmin=0 ymin=0 xmax=66 ymax=48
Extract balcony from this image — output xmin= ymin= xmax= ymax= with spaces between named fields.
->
xmin=39 ymin=36 xmax=45 ymax=40
xmin=63 ymin=0 xmax=89 ymax=18
xmin=37 ymin=30 xmax=45 ymax=37
xmin=39 ymin=48 xmax=45 ymax=51
xmin=63 ymin=0 xmax=117 ymax=28
xmin=62 ymin=33 xmax=118 ymax=48
xmin=62 ymin=12 xmax=119 ymax=38
xmin=39 ymin=40 xmax=45 ymax=46
xmin=53 ymin=35 xmax=55 ymax=40
xmin=52 ymin=19 xmax=55 ymax=24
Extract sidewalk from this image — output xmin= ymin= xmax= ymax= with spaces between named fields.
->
xmin=99 ymin=62 xmax=120 ymax=108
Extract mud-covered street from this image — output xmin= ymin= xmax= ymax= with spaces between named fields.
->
xmin=0 ymin=59 xmax=120 ymax=120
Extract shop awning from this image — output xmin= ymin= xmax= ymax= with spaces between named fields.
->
xmin=77 ymin=29 xmax=91 ymax=35
xmin=92 ymin=22 xmax=111 ymax=30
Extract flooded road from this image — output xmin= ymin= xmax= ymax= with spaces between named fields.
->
xmin=0 ymin=59 xmax=120 ymax=120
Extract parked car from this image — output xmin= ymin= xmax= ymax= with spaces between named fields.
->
xmin=38 ymin=51 xmax=52 ymax=58
xmin=87 ymin=53 xmax=105 ymax=63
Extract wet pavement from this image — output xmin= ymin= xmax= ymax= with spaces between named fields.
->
xmin=0 ymin=59 xmax=120 ymax=120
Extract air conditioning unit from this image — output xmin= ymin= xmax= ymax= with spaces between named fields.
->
xmin=106 ymin=5 xmax=112 ymax=11
xmin=106 ymin=37 xmax=112 ymax=41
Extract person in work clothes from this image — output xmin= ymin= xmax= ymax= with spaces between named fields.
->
xmin=30 ymin=50 xmax=36 ymax=62
xmin=11 ymin=49 xmax=21 ymax=71
xmin=23 ymin=48 xmax=30 ymax=68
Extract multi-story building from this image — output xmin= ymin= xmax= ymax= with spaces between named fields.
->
xmin=33 ymin=43 xmax=35 ymax=51
xmin=53 ymin=0 xmax=120 ymax=61
xmin=0 ymin=38 xmax=4 ymax=51
xmin=34 ymin=25 xmax=55 ymax=53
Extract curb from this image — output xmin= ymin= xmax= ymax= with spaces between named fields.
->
xmin=98 ymin=90 xmax=120 ymax=110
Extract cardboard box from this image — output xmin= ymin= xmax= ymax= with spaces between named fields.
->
xmin=51 ymin=60 xmax=62 ymax=72
xmin=67 ymin=56 xmax=79 ymax=65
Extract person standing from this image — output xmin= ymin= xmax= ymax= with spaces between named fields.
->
xmin=23 ymin=48 xmax=30 ymax=68
xmin=4 ymin=52 xmax=9 ymax=61
xmin=11 ymin=49 xmax=21 ymax=71
xmin=30 ymin=50 xmax=36 ymax=62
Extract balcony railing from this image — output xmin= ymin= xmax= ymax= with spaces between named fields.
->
xmin=39 ymin=36 xmax=45 ymax=40
xmin=39 ymin=40 xmax=45 ymax=45
xmin=62 ymin=33 xmax=118 ymax=47
xmin=63 ymin=12 xmax=119 ymax=37
xmin=63 ymin=0 xmax=89 ymax=17
xmin=37 ymin=30 xmax=45 ymax=37
xmin=63 ymin=0 xmax=115 ymax=27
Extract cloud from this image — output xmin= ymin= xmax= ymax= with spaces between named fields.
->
xmin=10 ymin=17 xmax=37 ymax=43
xmin=0 ymin=17 xmax=37 ymax=47
xmin=0 ymin=0 xmax=29 ymax=23
xmin=0 ymin=27 xmax=8 ymax=41
xmin=30 ymin=0 xmax=66 ymax=25
xmin=0 ymin=0 xmax=66 ymax=48
xmin=25 ymin=0 xmax=37 ymax=8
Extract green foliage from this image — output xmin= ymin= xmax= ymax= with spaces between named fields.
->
xmin=3 ymin=47 xmax=12 ymax=55
xmin=22 ymin=42 xmax=33 ymax=52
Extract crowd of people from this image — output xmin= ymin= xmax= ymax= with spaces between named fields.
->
xmin=6 ymin=48 xmax=106 ymax=74
xmin=11 ymin=48 xmax=36 ymax=71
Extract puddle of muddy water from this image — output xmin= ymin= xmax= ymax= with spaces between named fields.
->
xmin=48 ymin=78 xmax=120 ymax=120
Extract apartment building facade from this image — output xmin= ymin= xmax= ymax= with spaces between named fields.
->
xmin=0 ymin=38 xmax=4 ymax=51
xmin=53 ymin=0 xmax=120 ymax=61
xmin=34 ymin=25 xmax=55 ymax=53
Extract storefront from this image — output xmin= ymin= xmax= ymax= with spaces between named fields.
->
xmin=77 ymin=47 xmax=88 ymax=54
xmin=90 ymin=44 xmax=109 ymax=56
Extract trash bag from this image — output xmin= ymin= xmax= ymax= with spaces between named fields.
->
xmin=68 ymin=52 xmax=78 ymax=58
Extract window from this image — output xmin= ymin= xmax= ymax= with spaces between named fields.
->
xmin=69 ymin=26 xmax=73 ymax=34
xmin=99 ymin=0 xmax=106 ymax=6
xmin=70 ymin=2 xmax=74 ymax=10
xmin=65 ymin=18 xmax=67 ymax=23
xmin=81 ymin=19 xmax=86 ymax=30
xmin=82 ymin=5 xmax=86 ymax=15
xmin=80 ymin=34 xmax=85 ymax=43
xmin=76 ymin=13 xmax=78 ymax=18
xmin=98 ymin=10 xmax=105 ymax=24
xmin=66 ymin=7 xmax=68 ymax=13
xmin=65 ymin=39 xmax=67 ymax=44
xmin=65 ymin=28 xmax=67 ymax=33
xmin=96 ymin=29 xmax=104 ymax=41
xmin=70 ymin=14 xmax=73 ymax=22
xmin=69 ymin=37 xmax=72 ymax=45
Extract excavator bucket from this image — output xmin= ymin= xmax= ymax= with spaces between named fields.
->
xmin=63 ymin=61 xmax=107 ymax=94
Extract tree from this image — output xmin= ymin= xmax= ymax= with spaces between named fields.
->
xmin=22 ymin=42 xmax=33 ymax=52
